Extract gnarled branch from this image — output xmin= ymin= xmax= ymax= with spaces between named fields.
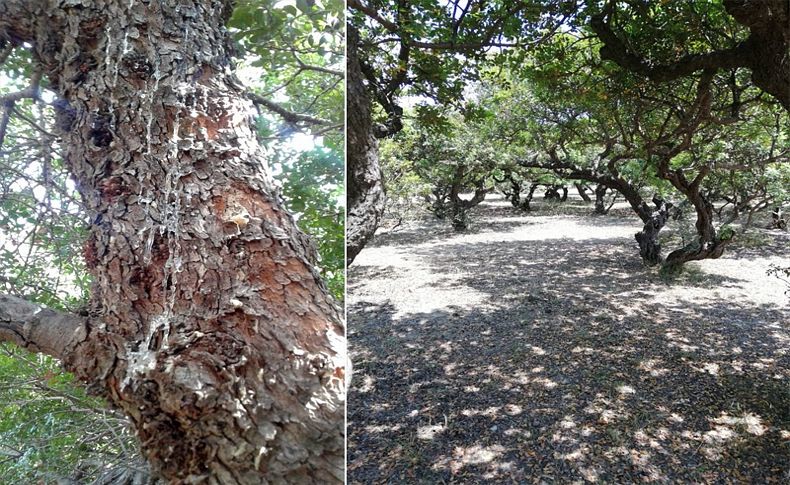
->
xmin=590 ymin=0 xmax=789 ymax=111
xmin=0 ymin=294 xmax=87 ymax=361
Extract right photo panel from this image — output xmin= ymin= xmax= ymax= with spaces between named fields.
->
xmin=347 ymin=0 xmax=790 ymax=483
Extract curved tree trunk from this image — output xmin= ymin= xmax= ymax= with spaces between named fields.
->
xmin=504 ymin=173 xmax=522 ymax=207
xmin=346 ymin=24 xmax=385 ymax=265
xmin=448 ymin=167 xmax=489 ymax=231
xmin=635 ymin=197 xmax=673 ymax=267
xmin=0 ymin=1 xmax=345 ymax=483
xmin=662 ymin=192 xmax=731 ymax=272
xmin=519 ymin=183 xmax=539 ymax=212
xmin=575 ymin=183 xmax=591 ymax=202
xmin=656 ymin=154 xmax=733 ymax=272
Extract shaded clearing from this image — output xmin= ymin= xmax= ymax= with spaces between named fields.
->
xmin=348 ymin=196 xmax=789 ymax=483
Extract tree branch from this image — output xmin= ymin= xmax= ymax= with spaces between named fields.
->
xmin=0 ymin=294 xmax=88 ymax=361
xmin=348 ymin=0 xmax=399 ymax=33
xmin=591 ymin=14 xmax=750 ymax=83
xmin=589 ymin=1 xmax=790 ymax=111
xmin=291 ymin=52 xmax=343 ymax=77
xmin=247 ymin=92 xmax=333 ymax=126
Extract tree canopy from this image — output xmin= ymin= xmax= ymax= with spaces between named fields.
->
xmin=373 ymin=0 xmax=789 ymax=272
xmin=346 ymin=0 xmax=790 ymax=263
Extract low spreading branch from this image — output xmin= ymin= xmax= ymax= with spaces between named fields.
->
xmin=0 ymin=294 xmax=87 ymax=361
xmin=590 ymin=1 xmax=790 ymax=110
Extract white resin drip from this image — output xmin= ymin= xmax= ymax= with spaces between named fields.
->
xmin=123 ymin=313 xmax=170 ymax=388
xmin=103 ymin=20 xmax=129 ymax=130
xmin=144 ymin=31 xmax=161 ymax=156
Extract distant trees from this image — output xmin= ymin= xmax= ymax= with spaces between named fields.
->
xmin=380 ymin=113 xmax=499 ymax=231
xmin=346 ymin=0 xmax=571 ymax=261
xmin=359 ymin=0 xmax=789 ymax=274
xmin=500 ymin=64 xmax=788 ymax=271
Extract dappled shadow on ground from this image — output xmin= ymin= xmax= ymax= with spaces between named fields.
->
xmin=348 ymin=199 xmax=789 ymax=484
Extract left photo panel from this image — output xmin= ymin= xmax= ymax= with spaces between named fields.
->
xmin=0 ymin=1 xmax=346 ymax=483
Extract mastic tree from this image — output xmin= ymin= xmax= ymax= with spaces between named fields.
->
xmin=346 ymin=0 xmax=572 ymax=262
xmin=589 ymin=0 xmax=789 ymax=111
xmin=0 ymin=1 xmax=345 ymax=483
xmin=390 ymin=108 xmax=503 ymax=230
xmin=471 ymin=22 xmax=788 ymax=271
xmin=347 ymin=0 xmax=790 ymax=264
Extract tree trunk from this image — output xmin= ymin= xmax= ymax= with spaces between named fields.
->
xmin=346 ymin=24 xmax=385 ymax=265
xmin=635 ymin=197 xmax=672 ymax=267
xmin=594 ymin=184 xmax=608 ymax=214
xmin=769 ymin=207 xmax=787 ymax=230
xmin=0 ymin=2 xmax=345 ymax=483
xmin=656 ymin=156 xmax=734 ymax=272
xmin=507 ymin=176 xmax=522 ymax=207
xmin=427 ymin=187 xmax=450 ymax=219
xmin=575 ymin=183 xmax=591 ymax=202
xmin=448 ymin=169 xmax=489 ymax=231
xmin=520 ymin=183 xmax=539 ymax=212
xmin=662 ymin=193 xmax=731 ymax=272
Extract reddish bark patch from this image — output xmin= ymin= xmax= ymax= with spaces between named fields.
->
xmin=83 ymin=235 xmax=98 ymax=269
xmin=99 ymin=175 xmax=129 ymax=202
xmin=211 ymin=195 xmax=226 ymax=215
xmin=228 ymin=182 xmax=278 ymax=220
xmin=194 ymin=112 xmax=228 ymax=140
xmin=77 ymin=17 xmax=104 ymax=49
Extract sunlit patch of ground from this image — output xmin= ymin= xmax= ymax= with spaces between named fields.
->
xmin=348 ymin=195 xmax=789 ymax=484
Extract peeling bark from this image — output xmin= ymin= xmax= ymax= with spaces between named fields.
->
xmin=0 ymin=1 xmax=345 ymax=483
xmin=347 ymin=24 xmax=385 ymax=265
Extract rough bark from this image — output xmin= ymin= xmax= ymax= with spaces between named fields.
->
xmin=0 ymin=2 xmax=345 ymax=483
xmin=346 ymin=24 xmax=385 ymax=265
xmin=635 ymin=197 xmax=672 ymax=267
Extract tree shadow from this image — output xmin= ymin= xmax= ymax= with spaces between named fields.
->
xmin=348 ymin=297 xmax=788 ymax=483
xmin=348 ymin=199 xmax=789 ymax=484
